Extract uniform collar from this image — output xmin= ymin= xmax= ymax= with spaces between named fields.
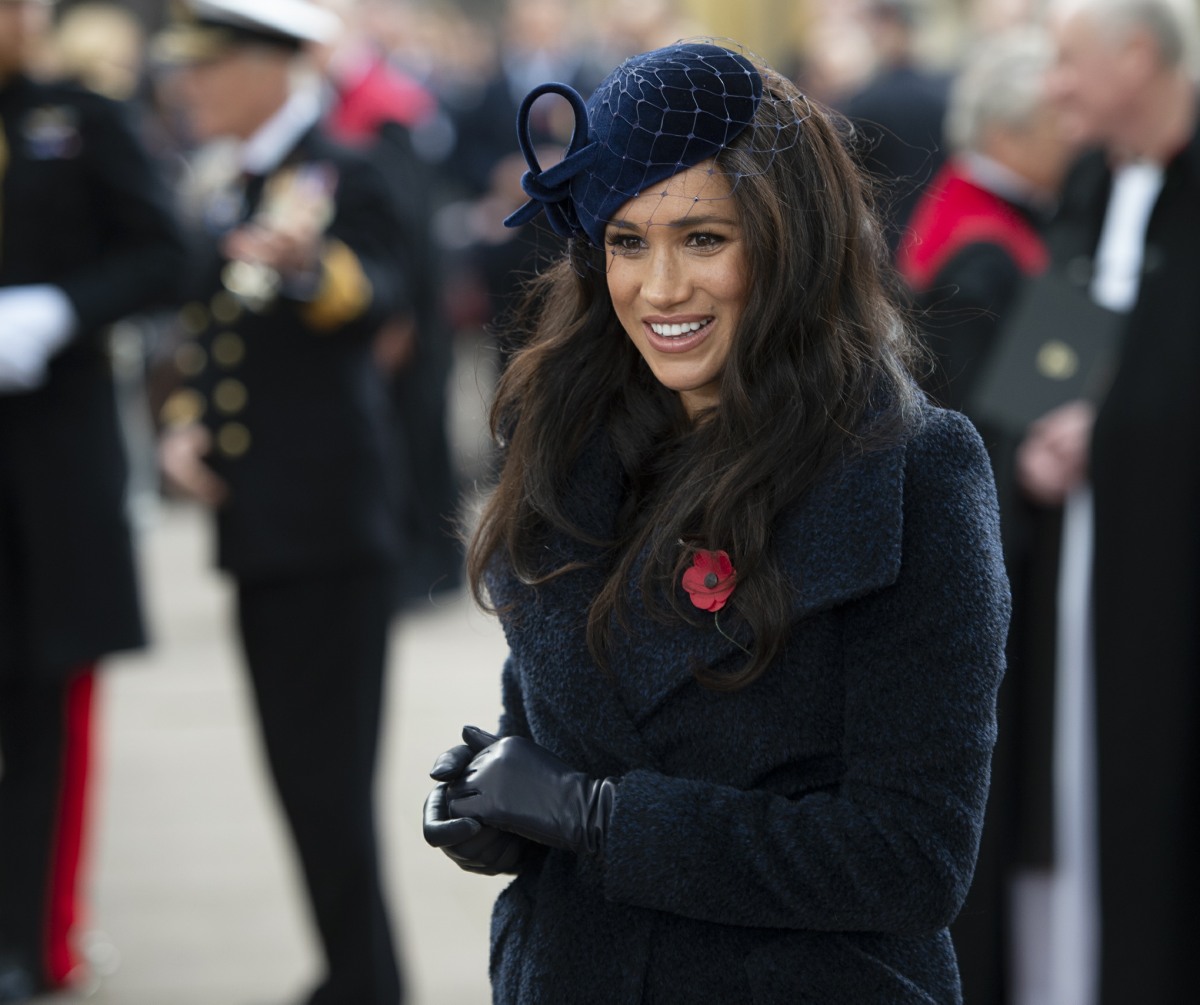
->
xmin=239 ymin=83 xmax=322 ymax=175
xmin=959 ymin=151 xmax=1054 ymax=214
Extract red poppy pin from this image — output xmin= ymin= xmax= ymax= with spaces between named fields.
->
xmin=681 ymin=550 xmax=737 ymax=612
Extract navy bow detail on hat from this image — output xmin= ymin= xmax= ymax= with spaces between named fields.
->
xmin=503 ymin=83 xmax=596 ymax=242
xmin=503 ymin=42 xmax=765 ymax=249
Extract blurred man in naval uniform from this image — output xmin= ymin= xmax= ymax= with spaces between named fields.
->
xmin=155 ymin=1 xmax=410 ymax=1002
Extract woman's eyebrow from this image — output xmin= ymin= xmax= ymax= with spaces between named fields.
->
xmin=607 ymin=213 xmax=737 ymax=232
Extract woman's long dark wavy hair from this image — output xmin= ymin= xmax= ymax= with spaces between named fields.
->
xmin=467 ymin=68 xmax=924 ymax=691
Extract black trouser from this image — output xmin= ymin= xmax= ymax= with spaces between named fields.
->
xmin=0 ymin=673 xmax=69 ymax=985
xmin=236 ymin=567 xmax=402 ymax=1005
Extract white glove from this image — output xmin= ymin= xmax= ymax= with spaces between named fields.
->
xmin=0 ymin=285 xmax=78 ymax=393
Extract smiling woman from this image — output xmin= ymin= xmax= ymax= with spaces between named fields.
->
xmin=421 ymin=41 xmax=1011 ymax=1005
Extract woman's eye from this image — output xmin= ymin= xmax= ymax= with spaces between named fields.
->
xmin=687 ymin=232 xmax=724 ymax=249
xmin=605 ymin=234 xmax=644 ymax=255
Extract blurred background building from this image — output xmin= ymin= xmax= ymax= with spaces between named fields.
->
xmin=48 ymin=0 xmax=1021 ymax=90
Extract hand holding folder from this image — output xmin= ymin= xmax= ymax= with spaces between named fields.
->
xmin=967 ymin=270 xmax=1127 ymax=436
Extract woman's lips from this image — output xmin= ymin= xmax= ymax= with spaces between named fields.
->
xmin=642 ymin=316 xmax=715 ymax=353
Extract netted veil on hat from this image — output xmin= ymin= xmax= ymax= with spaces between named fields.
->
xmin=504 ymin=42 xmax=765 ymax=248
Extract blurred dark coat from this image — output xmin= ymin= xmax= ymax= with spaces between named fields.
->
xmin=446 ymin=54 xmax=608 ymax=198
xmin=843 ymin=64 xmax=950 ymax=253
xmin=158 ymin=117 xmax=411 ymax=1005
xmin=1047 ymin=133 xmax=1200 ymax=1005
xmin=324 ymin=59 xmax=465 ymax=602
xmin=483 ymin=404 xmax=1009 ymax=1004
xmin=167 ymin=126 xmax=405 ymax=583
xmin=0 ymin=75 xmax=183 ymax=678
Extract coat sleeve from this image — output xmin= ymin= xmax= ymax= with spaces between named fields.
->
xmin=295 ymin=150 xmax=410 ymax=336
xmin=602 ymin=410 xmax=1011 ymax=935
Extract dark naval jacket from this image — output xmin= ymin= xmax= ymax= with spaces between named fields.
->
xmin=484 ymin=403 xmax=1009 ymax=1004
xmin=0 ymin=74 xmax=184 ymax=677
xmin=164 ymin=126 xmax=407 ymax=583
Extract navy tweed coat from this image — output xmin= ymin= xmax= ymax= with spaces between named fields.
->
xmin=484 ymin=403 xmax=1010 ymax=1004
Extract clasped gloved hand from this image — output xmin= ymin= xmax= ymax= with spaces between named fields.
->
xmin=423 ymin=727 xmax=541 ymax=875
xmin=445 ymin=725 xmax=617 ymax=859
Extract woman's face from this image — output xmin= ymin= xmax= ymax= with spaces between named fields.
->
xmin=604 ymin=161 xmax=750 ymax=419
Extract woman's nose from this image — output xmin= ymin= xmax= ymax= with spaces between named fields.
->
xmin=641 ymin=249 xmax=691 ymax=308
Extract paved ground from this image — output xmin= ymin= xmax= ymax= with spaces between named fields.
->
xmin=37 ymin=499 xmax=506 ymax=1005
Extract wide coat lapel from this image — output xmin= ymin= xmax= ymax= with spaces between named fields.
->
xmin=609 ymin=437 xmax=908 ymax=722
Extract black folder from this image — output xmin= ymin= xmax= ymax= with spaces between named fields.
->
xmin=967 ymin=272 xmax=1127 ymax=435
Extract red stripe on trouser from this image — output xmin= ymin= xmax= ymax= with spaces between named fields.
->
xmin=44 ymin=666 xmax=96 ymax=987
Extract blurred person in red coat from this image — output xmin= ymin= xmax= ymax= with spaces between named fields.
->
xmin=898 ymin=28 xmax=1074 ymax=411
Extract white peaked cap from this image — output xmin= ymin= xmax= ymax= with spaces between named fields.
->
xmin=184 ymin=0 xmax=341 ymax=46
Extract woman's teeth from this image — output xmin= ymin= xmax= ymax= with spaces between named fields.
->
xmin=649 ymin=319 xmax=710 ymax=337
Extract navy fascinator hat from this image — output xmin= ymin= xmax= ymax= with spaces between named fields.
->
xmin=503 ymin=42 xmax=764 ymax=248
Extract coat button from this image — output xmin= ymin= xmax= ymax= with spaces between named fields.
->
xmin=212 ymin=332 xmax=245 ymax=367
xmin=216 ymin=422 xmax=251 ymax=458
xmin=159 ymin=388 xmax=206 ymax=427
xmin=174 ymin=340 xmax=207 ymax=377
xmin=213 ymin=378 xmax=247 ymax=415
xmin=179 ymin=301 xmax=208 ymax=334
xmin=210 ymin=290 xmax=242 ymax=324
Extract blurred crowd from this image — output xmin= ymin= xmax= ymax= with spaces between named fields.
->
xmin=2 ymin=1 xmax=1199 ymax=1004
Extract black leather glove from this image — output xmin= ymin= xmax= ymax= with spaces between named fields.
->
xmin=422 ymin=783 xmax=540 ymax=874
xmin=446 ymin=725 xmax=617 ymax=859
xmin=423 ymin=728 xmax=541 ymax=875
